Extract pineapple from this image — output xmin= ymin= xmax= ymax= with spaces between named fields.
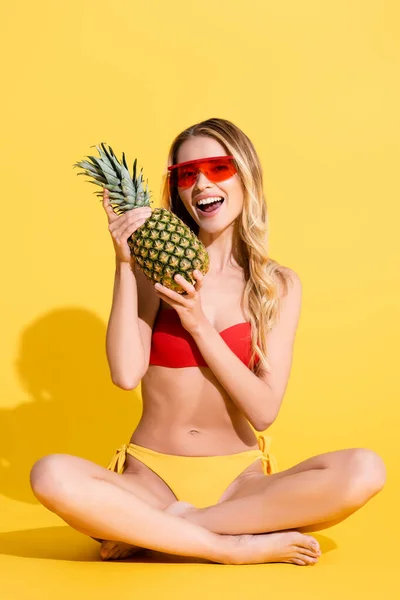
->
xmin=73 ymin=142 xmax=210 ymax=294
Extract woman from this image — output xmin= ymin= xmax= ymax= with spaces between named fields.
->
xmin=30 ymin=118 xmax=386 ymax=566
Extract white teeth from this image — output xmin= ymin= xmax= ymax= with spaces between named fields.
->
xmin=197 ymin=196 xmax=224 ymax=206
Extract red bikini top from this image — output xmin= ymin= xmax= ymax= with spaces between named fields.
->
xmin=149 ymin=308 xmax=260 ymax=369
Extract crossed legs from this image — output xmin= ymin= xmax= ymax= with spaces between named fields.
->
xmin=30 ymin=447 xmax=385 ymax=565
xmin=29 ymin=453 xmax=322 ymax=565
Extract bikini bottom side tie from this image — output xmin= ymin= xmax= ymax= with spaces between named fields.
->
xmin=106 ymin=444 xmax=130 ymax=474
xmin=258 ymin=434 xmax=279 ymax=475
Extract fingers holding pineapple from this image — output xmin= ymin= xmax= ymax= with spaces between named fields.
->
xmin=154 ymin=270 xmax=208 ymax=335
xmin=102 ymin=187 xmax=119 ymax=224
xmin=103 ymin=188 xmax=152 ymax=263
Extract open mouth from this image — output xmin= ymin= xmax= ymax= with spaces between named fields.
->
xmin=196 ymin=197 xmax=225 ymax=214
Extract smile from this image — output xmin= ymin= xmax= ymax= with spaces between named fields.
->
xmin=196 ymin=197 xmax=225 ymax=217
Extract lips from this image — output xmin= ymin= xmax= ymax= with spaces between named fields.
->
xmin=195 ymin=194 xmax=225 ymax=208
xmin=196 ymin=198 xmax=225 ymax=218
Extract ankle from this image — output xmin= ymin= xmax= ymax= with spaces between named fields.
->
xmin=216 ymin=534 xmax=252 ymax=565
xmin=202 ymin=532 xmax=238 ymax=564
xmin=199 ymin=529 xmax=251 ymax=565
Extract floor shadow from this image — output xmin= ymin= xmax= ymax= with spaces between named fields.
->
xmin=0 ymin=307 xmax=143 ymax=503
xmin=0 ymin=526 xmax=213 ymax=563
xmin=0 ymin=526 xmax=336 ymax=563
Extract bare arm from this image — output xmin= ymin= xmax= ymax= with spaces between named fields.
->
xmin=190 ymin=270 xmax=302 ymax=430
xmin=106 ymin=259 xmax=161 ymax=389
xmin=106 ymin=259 xmax=145 ymax=389
xmin=102 ymin=187 xmax=157 ymax=390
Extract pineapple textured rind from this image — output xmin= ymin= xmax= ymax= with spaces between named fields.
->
xmin=128 ymin=207 xmax=209 ymax=292
xmin=73 ymin=142 xmax=210 ymax=293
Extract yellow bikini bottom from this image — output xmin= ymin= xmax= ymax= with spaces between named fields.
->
xmin=106 ymin=434 xmax=278 ymax=508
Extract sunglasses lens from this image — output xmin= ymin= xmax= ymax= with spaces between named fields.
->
xmin=205 ymin=159 xmax=237 ymax=183
xmin=170 ymin=158 xmax=237 ymax=189
xmin=177 ymin=165 xmax=198 ymax=189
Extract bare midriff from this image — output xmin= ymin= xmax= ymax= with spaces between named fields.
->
xmin=131 ymin=364 xmax=258 ymax=456
xmin=130 ymin=266 xmax=260 ymax=457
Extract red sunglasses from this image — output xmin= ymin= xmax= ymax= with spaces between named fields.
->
xmin=168 ymin=155 xmax=237 ymax=190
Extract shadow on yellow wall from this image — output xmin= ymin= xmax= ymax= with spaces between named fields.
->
xmin=1 ymin=308 xmax=142 ymax=504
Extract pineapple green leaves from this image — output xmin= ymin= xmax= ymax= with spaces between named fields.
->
xmin=73 ymin=142 xmax=152 ymax=214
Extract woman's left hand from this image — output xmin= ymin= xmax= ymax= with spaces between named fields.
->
xmin=154 ymin=270 xmax=208 ymax=334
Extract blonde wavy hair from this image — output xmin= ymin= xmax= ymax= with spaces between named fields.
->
xmin=159 ymin=117 xmax=293 ymax=377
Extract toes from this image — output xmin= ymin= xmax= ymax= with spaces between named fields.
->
xmin=101 ymin=546 xmax=125 ymax=561
xmin=108 ymin=549 xmax=121 ymax=560
xmin=299 ymin=553 xmax=318 ymax=565
xmin=307 ymin=537 xmax=320 ymax=553
xmin=292 ymin=558 xmax=307 ymax=566
xmin=100 ymin=541 xmax=126 ymax=560
xmin=115 ymin=548 xmax=130 ymax=560
xmin=100 ymin=548 xmax=112 ymax=560
xmin=296 ymin=546 xmax=320 ymax=558
xmin=100 ymin=540 xmax=113 ymax=550
xmin=100 ymin=547 xmax=115 ymax=560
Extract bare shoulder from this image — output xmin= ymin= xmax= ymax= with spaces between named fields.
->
xmin=272 ymin=266 xmax=302 ymax=334
xmin=275 ymin=266 xmax=302 ymax=301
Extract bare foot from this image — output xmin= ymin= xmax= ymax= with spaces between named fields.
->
xmin=100 ymin=539 xmax=144 ymax=561
xmin=171 ymin=502 xmax=322 ymax=566
xmin=99 ymin=501 xmax=195 ymax=561
xmin=223 ymin=531 xmax=322 ymax=566
xmin=160 ymin=502 xmax=321 ymax=566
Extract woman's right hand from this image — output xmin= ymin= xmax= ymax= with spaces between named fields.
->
xmin=103 ymin=187 xmax=152 ymax=263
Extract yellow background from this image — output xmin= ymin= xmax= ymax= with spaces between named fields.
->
xmin=1 ymin=0 xmax=399 ymax=598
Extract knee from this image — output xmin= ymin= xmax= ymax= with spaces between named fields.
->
xmin=345 ymin=448 xmax=387 ymax=505
xmin=30 ymin=454 xmax=74 ymax=507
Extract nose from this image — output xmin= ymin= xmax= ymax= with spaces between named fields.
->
xmin=194 ymin=169 xmax=212 ymax=189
